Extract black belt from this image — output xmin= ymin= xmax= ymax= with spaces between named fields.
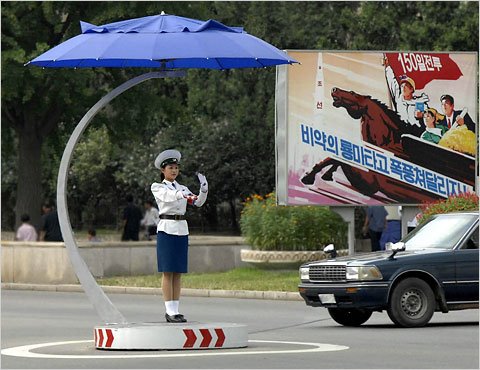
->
xmin=159 ymin=214 xmax=186 ymax=221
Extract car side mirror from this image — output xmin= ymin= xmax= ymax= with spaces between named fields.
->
xmin=323 ymin=243 xmax=337 ymax=258
xmin=389 ymin=242 xmax=405 ymax=259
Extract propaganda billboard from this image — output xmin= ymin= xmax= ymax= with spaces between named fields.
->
xmin=276 ymin=51 xmax=478 ymax=206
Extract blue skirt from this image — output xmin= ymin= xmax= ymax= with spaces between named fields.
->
xmin=156 ymin=232 xmax=189 ymax=273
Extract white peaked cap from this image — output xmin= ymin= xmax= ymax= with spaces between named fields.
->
xmin=154 ymin=149 xmax=181 ymax=169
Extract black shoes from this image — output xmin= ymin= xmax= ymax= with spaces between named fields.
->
xmin=165 ymin=313 xmax=187 ymax=323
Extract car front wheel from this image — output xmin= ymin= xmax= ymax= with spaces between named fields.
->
xmin=327 ymin=308 xmax=372 ymax=326
xmin=387 ymin=277 xmax=435 ymax=327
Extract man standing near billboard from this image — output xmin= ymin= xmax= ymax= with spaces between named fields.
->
xmin=362 ymin=206 xmax=388 ymax=252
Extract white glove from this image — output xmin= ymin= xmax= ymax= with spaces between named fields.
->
xmin=197 ymin=172 xmax=208 ymax=193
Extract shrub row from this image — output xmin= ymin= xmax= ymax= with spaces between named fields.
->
xmin=240 ymin=192 xmax=347 ymax=251
xmin=417 ymin=192 xmax=479 ymax=225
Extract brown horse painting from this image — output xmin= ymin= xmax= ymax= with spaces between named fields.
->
xmin=301 ymin=87 xmax=438 ymax=203
xmin=331 ymin=87 xmax=423 ymax=153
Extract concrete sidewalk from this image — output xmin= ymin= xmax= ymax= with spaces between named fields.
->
xmin=1 ymin=282 xmax=303 ymax=301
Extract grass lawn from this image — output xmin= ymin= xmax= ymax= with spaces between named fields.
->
xmin=97 ymin=267 xmax=300 ymax=292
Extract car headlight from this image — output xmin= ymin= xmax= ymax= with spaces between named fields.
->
xmin=346 ymin=266 xmax=383 ymax=281
xmin=299 ymin=267 xmax=310 ymax=281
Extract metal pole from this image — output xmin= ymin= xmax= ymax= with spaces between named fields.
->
xmin=56 ymin=71 xmax=186 ymax=324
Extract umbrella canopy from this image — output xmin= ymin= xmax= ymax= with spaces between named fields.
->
xmin=27 ymin=13 xmax=297 ymax=69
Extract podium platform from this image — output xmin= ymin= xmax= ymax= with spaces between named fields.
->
xmin=94 ymin=322 xmax=248 ymax=350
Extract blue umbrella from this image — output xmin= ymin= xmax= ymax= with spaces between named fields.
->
xmin=27 ymin=12 xmax=297 ymax=69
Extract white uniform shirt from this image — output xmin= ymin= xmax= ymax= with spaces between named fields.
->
xmin=151 ymin=180 xmax=194 ymax=236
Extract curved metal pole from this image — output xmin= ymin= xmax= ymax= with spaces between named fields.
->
xmin=57 ymin=70 xmax=186 ymax=324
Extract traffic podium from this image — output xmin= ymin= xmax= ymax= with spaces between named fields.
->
xmin=94 ymin=322 xmax=248 ymax=350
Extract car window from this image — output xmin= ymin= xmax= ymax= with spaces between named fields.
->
xmin=403 ymin=214 xmax=478 ymax=250
xmin=460 ymin=226 xmax=479 ymax=250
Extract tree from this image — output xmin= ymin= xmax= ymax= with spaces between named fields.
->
xmin=2 ymin=2 xmax=108 ymax=229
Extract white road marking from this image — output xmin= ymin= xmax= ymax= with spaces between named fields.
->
xmin=1 ymin=339 xmax=348 ymax=359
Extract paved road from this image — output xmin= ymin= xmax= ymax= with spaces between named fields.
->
xmin=1 ymin=289 xmax=478 ymax=369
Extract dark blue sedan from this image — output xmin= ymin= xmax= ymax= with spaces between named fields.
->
xmin=298 ymin=211 xmax=479 ymax=327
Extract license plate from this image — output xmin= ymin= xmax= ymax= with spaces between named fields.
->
xmin=318 ymin=294 xmax=336 ymax=304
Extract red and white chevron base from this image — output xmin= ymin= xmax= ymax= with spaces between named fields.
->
xmin=94 ymin=322 xmax=248 ymax=350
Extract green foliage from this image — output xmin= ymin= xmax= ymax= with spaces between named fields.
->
xmin=71 ymin=127 xmax=113 ymax=181
xmin=417 ymin=192 xmax=479 ymax=225
xmin=240 ymin=193 xmax=347 ymax=251
xmin=67 ymin=126 xmax=119 ymax=227
xmin=185 ymin=69 xmax=277 ymax=204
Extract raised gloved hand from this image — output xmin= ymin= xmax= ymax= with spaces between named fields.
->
xmin=197 ymin=172 xmax=208 ymax=193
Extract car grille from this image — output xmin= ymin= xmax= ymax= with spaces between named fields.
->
xmin=309 ymin=265 xmax=346 ymax=281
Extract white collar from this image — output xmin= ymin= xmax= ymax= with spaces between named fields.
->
xmin=163 ymin=179 xmax=178 ymax=187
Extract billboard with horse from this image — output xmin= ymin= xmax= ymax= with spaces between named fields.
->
xmin=276 ymin=51 xmax=478 ymax=206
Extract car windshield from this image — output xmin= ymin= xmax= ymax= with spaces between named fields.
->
xmin=403 ymin=213 xmax=478 ymax=250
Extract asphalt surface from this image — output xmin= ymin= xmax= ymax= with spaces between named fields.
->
xmin=1 ymin=287 xmax=479 ymax=369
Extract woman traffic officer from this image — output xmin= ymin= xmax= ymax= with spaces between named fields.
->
xmin=151 ymin=149 xmax=208 ymax=323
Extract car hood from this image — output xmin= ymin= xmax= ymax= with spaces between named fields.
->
xmin=305 ymin=249 xmax=449 ymax=266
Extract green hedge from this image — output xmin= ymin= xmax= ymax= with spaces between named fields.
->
xmin=240 ymin=192 xmax=347 ymax=251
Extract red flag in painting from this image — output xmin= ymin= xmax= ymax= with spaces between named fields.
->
xmin=385 ymin=52 xmax=463 ymax=90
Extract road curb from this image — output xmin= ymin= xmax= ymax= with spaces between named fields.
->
xmin=1 ymin=283 xmax=303 ymax=301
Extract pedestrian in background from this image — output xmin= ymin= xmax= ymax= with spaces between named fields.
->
xmin=15 ymin=214 xmax=38 ymax=241
xmin=141 ymin=200 xmax=160 ymax=240
xmin=151 ymin=149 xmax=208 ymax=323
xmin=40 ymin=201 xmax=63 ymax=242
xmin=121 ymin=195 xmax=143 ymax=241
xmin=87 ymin=228 xmax=101 ymax=242
xmin=380 ymin=206 xmax=402 ymax=250
xmin=363 ymin=205 xmax=388 ymax=252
